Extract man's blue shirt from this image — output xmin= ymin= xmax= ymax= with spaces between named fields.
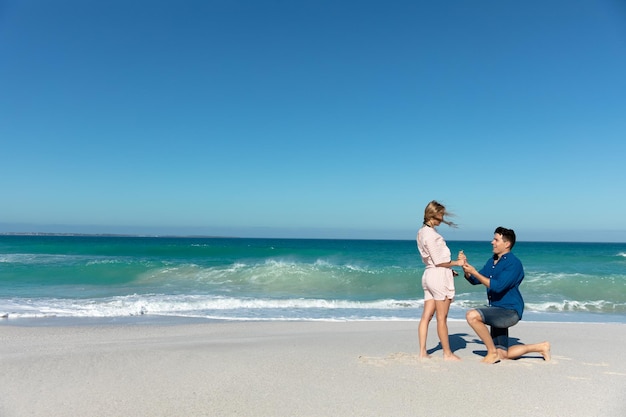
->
xmin=466 ymin=252 xmax=525 ymax=319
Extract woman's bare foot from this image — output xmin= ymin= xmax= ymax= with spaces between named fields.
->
xmin=419 ymin=351 xmax=431 ymax=360
xmin=540 ymin=342 xmax=551 ymax=361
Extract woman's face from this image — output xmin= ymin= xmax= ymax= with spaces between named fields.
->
xmin=432 ymin=212 xmax=444 ymax=226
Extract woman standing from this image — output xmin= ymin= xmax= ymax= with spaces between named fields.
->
xmin=417 ymin=200 xmax=465 ymax=360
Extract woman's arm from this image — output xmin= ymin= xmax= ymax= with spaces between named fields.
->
xmin=435 ymin=250 xmax=466 ymax=268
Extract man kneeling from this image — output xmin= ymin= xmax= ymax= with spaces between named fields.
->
xmin=462 ymin=227 xmax=551 ymax=363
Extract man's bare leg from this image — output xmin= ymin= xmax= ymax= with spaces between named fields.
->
xmin=466 ymin=309 xmax=499 ymax=363
xmin=500 ymin=342 xmax=551 ymax=361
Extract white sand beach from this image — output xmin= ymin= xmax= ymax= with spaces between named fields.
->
xmin=1 ymin=320 xmax=625 ymax=417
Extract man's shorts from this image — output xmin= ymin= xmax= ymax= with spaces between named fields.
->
xmin=474 ymin=307 xmax=520 ymax=350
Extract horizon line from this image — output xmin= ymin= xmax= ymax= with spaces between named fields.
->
xmin=1 ymin=232 xmax=624 ymax=244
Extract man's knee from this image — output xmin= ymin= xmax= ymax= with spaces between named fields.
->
xmin=466 ymin=309 xmax=482 ymax=324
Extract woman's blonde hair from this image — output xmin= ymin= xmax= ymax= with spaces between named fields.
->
xmin=423 ymin=200 xmax=457 ymax=228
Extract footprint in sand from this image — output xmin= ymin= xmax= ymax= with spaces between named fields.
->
xmin=358 ymin=352 xmax=423 ymax=367
xmin=582 ymin=362 xmax=609 ymax=367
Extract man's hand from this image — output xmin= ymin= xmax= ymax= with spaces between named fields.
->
xmin=462 ymin=263 xmax=477 ymax=276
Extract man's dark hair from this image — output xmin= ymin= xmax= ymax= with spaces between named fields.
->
xmin=495 ymin=227 xmax=516 ymax=249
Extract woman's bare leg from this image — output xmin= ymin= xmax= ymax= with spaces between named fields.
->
xmin=435 ymin=298 xmax=461 ymax=361
xmin=418 ymin=300 xmax=435 ymax=359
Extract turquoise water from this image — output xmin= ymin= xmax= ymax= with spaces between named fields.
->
xmin=1 ymin=236 xmax=625 ymax=323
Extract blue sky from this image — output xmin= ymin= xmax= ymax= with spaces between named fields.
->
xmin=1 ymin=0 xmax=625 ymax=242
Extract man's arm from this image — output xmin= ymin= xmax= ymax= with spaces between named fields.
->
xmin=487 ymin=259 xmax=523 ymax=294
xmin=463 ymin=264 xmax=490 ymax=288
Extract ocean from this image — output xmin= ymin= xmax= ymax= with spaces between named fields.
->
xmin=1 ymin=235 xmax=625 ymax=324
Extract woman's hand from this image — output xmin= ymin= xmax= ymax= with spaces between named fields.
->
xmin=457 ymin=250 xmax=467 ymax=266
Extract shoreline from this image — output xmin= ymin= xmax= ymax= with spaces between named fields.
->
xmin=2 ymin=320 xmax=625 ymax=417
xmin=2 ymin=310 xmax=626 ymax=327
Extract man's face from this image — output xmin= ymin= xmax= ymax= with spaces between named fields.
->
xmin=491 ymin=233 xmax=510 ymax=255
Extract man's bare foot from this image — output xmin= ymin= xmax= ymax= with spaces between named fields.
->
xmin=540 ymin=342 xmax=551 ymax=361
xmin=444 ymin=353 xmax=461 ymax=361
xmin=481 ymin=352 xmax=500 ymax=364
xmin=419 ymin=352 xmax=431 ymax=360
